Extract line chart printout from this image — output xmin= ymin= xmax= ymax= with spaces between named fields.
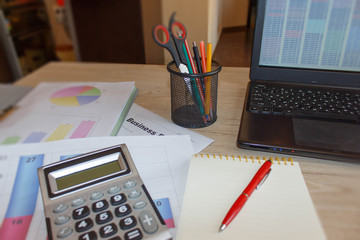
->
xmin=0 ymin=135 xmax=194 ymax=239
xmin=0 ymin=82 xmax=136 ymax=145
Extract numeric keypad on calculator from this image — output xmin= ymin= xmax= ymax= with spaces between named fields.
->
xmin=52 ymin=179 xmax=159 ymax=239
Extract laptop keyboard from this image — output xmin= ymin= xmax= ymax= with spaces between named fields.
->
xmin=248 ymin=83 xmax=360 ymax=123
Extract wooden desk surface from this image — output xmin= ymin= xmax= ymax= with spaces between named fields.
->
xmin=17 ymin=62 xmax=360 ymax=239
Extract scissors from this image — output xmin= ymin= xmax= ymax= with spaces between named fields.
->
xmin=152 ymin=13 xmax=188 ymax=74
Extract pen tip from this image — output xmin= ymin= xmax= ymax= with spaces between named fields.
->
xmin=219 ymin=224 xmax=226 ymax=232
xmin=192 ymin=41 xmax=196 ymax=46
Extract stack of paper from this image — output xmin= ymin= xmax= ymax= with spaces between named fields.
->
xmin=0 ymin=82 xmax=137 ymax=145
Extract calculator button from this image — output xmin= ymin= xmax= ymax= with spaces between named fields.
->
xmin=124 ymin=228 xmax=143 ymax=240
xmin=90 ymin=191 xmax=104 ymax=201
xmin=108 ymin=237 xmax=121 ymax=240
xmin=73 ymin=206 xmax=90 ymax=220
xmin=110 ymin=193 xmax=127 ymax=206
xmin=72 ymin=197 xmax=86 ymax=207
xmin=53 ymin=203 xmax=68 ymax=214
xmin=114 ymin=204 xmax=132 ymax=218
xmin=75 ymin=218 xmax=94 ymax=233
xmin=124 ymin=180 xmax=136 ymax=189
xmin=99 ymin=223 xmax=118 ymax=238
xmin=95 ymin=210 xmax=113 ymax=225
xmin=108 ymin=185 xmax=121 ymax=194
xmin=133 ymin=200 xmax=147 ymax=210
xmin=92 ymin=199 xmax=109 ymax=212
xmin=119 ymin=216 xmax=137 ymax=230
xmin=79 ymin=231 xmax=97 ymax=240
xmin=128 ymin=189 xmax=141 ymax=199
xmin=139 ymin=210 xmax=158 ymax=234
xmin=57 ymin=226 xmax=73 ymax=238
xmin=55 ymin=215 xmax=70 ymax=225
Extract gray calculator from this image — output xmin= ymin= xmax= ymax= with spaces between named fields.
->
xmin=38 ymin=144 xmax=172 ymax=240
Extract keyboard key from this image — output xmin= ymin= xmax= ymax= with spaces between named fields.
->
xmin=128 ymin=189 xmax=141 ymax=199
xmin=108 ymin=185 xmax=121 ymax=194
xmin=75 ymin=218 xmax=93 ymax=233
xmin=57 ymin=226 xmax=73 ymax=239
xmin=119 ymin=216 xmax=137 ymax=230
xmin=108 ymin=237 xmax=121 ymax=240
xmin=115 ymin=204 xmax=132 ymax=218
xmin=124 ymin=228 xmax=143 ymax=240
xmin=133 ymin=200 xmax=147 ymax=210
xmin=90 ymin=192 xmax=104 ymax=201
xmin=73 ymin=206 xmax=90 ymax=220
xmin=96 ymin=210 xmax=113 ymax=225
xmin=53 ymin=203 xmax=68 ymax=214
xmin=55 ymin=215 xmax=70 ymax=225
xmin=110 ymin=193 xmax=127 ymax=206
xmin=139 ymin=210 xmax=158 ymax=234
xmin=79 ymin=231 xmax=97 ymax=240
xmin=99 ymin=223 xmax=118 ymax=238
xmin=72 ymin=197 xmax=86 ymax=207
xmin=92 ymin=200 xmax=109 ymax=212
xmin=124 ymin=180 xmax=136 ymax=189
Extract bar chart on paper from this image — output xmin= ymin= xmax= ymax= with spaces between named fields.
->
xmin=154 ymin=198 xmax=175 ymax=228
xmin=0 ymin=155 xmax=43 ymax=239
xmin=1 ymin=117 xmax=99 ymax=145
xmin=0 ymin=82 xmax=136 ymax=145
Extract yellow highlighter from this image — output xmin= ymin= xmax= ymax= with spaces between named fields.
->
xmin=205 ymin=43 xmax=212 ymax=119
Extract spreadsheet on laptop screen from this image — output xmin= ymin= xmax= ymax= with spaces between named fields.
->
xmin=259 ymin=0 xmax=360 ymax=72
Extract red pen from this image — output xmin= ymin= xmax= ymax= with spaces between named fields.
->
xmin=219 ymin=160 xmax=272 ymax=232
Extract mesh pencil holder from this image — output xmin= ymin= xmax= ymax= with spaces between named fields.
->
xmin=167 ymin=60 xmax=222 ymax=128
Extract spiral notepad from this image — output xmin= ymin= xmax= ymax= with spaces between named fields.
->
xmin=176 ymin=154 xmax=326 ymax=240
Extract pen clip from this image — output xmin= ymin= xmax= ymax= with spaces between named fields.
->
xmin=256 ymin=168 xmax=271 ymax=190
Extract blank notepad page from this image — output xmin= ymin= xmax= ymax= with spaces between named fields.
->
xmin=176 ymin=155 xmax=326 ymax=240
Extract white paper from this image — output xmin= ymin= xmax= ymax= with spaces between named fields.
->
xmin=119 ymin=104 xmax=214 ymax=153
xmin=176 ymin=155 xmax=326 ymax=240
xmin=0 ymin=82 xmax=135 ymax=144
xmin=0 ymin=135 xmax=194 ymax=239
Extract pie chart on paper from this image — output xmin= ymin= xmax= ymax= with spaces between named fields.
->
xmin=50 ymin=86 xmax=101 ymax=106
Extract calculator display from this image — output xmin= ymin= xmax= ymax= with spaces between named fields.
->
xmin=47 ymin=152 xmax=128 ymax=195
xmin=56 ymin=158 xmax=122 ymax=191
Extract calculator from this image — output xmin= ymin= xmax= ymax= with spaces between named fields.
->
xmin=38 ymin=144 xmax=172 ymax=240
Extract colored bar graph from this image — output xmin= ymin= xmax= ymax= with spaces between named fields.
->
xmin=22 ymin=132 xmax=46 ymax=143
xmin=154 ymin=198 xmax=175 ymax=228
xmin=46 ymin=124 xmax=73 ymax=141
xmin=0 ymin=154 xmax=44 ymax=239
xmin=70 ymin=120 xmax=96 ymax=138
xmin=1 ymin=136 xmax=21 ymax=145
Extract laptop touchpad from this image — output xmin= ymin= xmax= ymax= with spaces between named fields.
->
xmin=293 ymin=118 xmax=360 ymax=153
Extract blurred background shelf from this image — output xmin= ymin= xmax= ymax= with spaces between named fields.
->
xmin=0 ymin=0 xmax=55 ymax=82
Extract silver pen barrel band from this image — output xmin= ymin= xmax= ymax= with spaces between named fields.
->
xmin=241 ymin=193 xmax=249 ymax=199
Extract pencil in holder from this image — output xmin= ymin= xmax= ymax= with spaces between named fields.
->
xmin=167 ymin=60 xmax=222 ymax=128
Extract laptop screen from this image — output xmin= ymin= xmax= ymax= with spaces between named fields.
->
xmin=251 ymin=0 xmax=360 ymax=88
xmin=259 ymin=0 xmax=360 ymax=73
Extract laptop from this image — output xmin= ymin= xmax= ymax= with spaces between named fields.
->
xmin=0 ymin=84 xmax=31 ymax=116
xmin=237 ymin=0 xmax=360 ymax=162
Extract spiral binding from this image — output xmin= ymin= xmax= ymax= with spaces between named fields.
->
xmin=194 ymin=153 xmax=294 ymax=165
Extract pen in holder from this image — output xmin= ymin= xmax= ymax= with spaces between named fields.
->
xmin=167 ymin=60 xmax=222 ymax=128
